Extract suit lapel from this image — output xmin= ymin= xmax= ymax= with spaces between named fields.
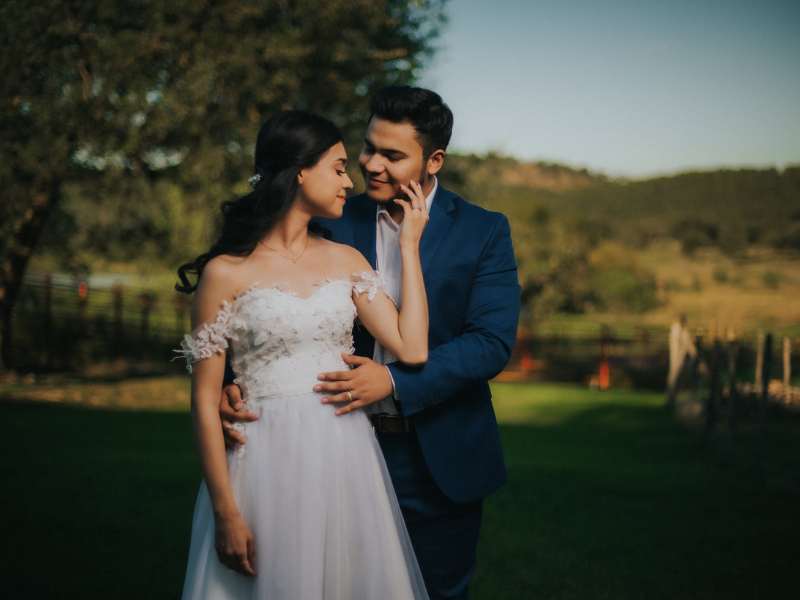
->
xmin=350 ymin=197 xmax=377 ymax=268
xmin=420 ymin=186 xmax=456 ymax=274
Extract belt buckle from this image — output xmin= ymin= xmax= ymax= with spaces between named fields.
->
xmin=371 ymin=412 xmax=393 ymax=434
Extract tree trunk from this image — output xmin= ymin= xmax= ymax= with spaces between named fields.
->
xmin=0 ymin=182 xmax=61 ymax=371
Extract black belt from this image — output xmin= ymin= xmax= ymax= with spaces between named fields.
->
xmin=369 ymin=413 xmax=414 ymax=434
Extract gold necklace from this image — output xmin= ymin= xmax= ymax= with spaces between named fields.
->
xmin=259 ymin=236 xmax=310 ymax=263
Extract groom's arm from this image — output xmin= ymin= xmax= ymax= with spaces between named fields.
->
xmin=388 ymin=214 xmax=520 ymax=416
xmin=219 ymin=356 xmax=259 ymax=447
xmin=223 ymin=357 xmax=236 ymax=387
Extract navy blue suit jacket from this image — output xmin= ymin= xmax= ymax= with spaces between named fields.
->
xmin=315 ymin=185 xmax=520 ymax=503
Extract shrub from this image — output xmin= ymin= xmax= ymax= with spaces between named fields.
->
xmin=712 ymin=267 xmax=729 ymax=283
xmin=762 ymin=270 xmax=781 ymax=289
xmin=588 ymin=267 xmax=659 ymax=313
xmin=671 ymin=219 xmax=719 ymax=255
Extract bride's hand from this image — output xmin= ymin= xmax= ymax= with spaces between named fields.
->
xmin=215 ymin=512 xmax=257 ymax=576
xmin=394 ymin=180 xmax=429 ymax=248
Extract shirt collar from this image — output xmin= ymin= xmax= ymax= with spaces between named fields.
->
xmin=377 ymin=176 xmax=438 ymax=220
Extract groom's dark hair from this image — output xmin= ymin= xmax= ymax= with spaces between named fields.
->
xmin=369 ymin=86 xmax=453 ymax=158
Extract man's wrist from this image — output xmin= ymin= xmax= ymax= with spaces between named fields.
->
xmin=384 ymin=365 xmax=398 ymax=400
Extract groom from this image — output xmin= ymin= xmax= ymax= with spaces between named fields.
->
xmin=220 ymin=86 xmax=520 ymax=599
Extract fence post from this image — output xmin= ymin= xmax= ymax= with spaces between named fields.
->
xmin=174 ymin=293 xmax=190 ymax=335
xmin=688 ymin=334 xmax=700 ymax=401
xmin=761 ymin=333 xmax=773 ymax=400
xmin=43 ymin=273 xmax=52 ymax=367
xmin=783 ymin=337 xmax=792 ymax=403
xmin=727 ymin=339 xmax=739 ymax=433
xmin=756 ymin=333 xmax=773 ymax=483
xmin=112 ymin=284 xmax=124 ymax=355
xmin=77 ymin=279 xmax=89 ymax=332
xmin=139 ymin=291 xmax=156 ymax=339
xmin=706 ymin=339 xmax=722 ymax=437
xmin=598 ymin=325 xmax=611 ymax=391
xmin=755 ymin=330 xmax=765 ymax=391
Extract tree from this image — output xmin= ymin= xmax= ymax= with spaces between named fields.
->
xmin=0 ymin=0 xmax=447 ymax=369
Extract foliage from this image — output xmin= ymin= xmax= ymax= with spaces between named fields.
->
xmin=670 ymin=218 xmax=719 ymax=255
xmin=762 ymin=270 xmax=781 ymax=289
xmin=586 ymin=242 xmax=658 ymax=313
xmin=0 ymin=0 xmax=448 ymax=367
xmin=438 ymin=154 xmax=799 ymax=325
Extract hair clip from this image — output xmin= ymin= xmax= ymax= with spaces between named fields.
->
xmin=248 ymin=173 xmax=263 ymax=188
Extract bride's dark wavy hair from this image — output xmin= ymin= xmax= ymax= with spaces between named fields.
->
xmin=176 ymin=111 xmax=343 ymax=293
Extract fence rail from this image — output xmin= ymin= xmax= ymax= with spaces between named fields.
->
xmin=10 ymin=273 xmax=190 ymax=371
xmin=9 ymin=273 xmax=799 ymax=392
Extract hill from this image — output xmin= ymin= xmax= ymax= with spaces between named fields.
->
xmin=440 ymin=154 xmax=800 ymax=334
xmin=27 ymin=153 xmax=800 ymax=336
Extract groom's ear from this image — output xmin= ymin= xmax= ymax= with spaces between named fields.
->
xmin=426 ymin=149 xmax=446 ymax=176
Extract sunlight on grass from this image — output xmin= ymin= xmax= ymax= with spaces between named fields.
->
xmin=490 ymin=382 xmax=664 ymax=425
xmin=0 ymin=375 xmax=190 ymax=410
xmin=2 ymin=380 xmax=797 ymax=598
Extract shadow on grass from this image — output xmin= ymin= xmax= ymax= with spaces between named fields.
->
xmin=1 ymin=397 xmax=798 ymax=599
xmin=0 ymin=401 xmax=198 ymax=599
xmin=476 ymin=402 xmax=799 ymax=600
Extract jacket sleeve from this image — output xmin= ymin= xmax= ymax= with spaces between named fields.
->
xmin=387 ymin=214 xmax=520 ymax=416
xmin=222 ymin=356 xmax=236 ymax=387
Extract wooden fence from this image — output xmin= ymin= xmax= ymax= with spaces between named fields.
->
xmin=11 ymin=272 xmax=677 ymax=383
xmin=667 ymin=328 xmax=800 ymax=479
xmin=9 ymin=272 xmax=191 ymax=371
xmin=10 ymin=273 xmax=797 ymax=396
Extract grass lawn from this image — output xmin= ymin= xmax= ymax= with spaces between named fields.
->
xmin=1 ymin=382 xmax=798 ymax=598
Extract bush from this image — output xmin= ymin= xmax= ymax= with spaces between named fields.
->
xmin=588 ymin=267 xmax=659 ymax=313
xmin=771 ymin=223 xmax=800 ymax=252
xmin=671 ymin=219 xmax=719 ymax=255
xmin=664 ymin=278 xmax=683 ymax=292
xmin=586 ymin=242 xmax=659 ymax=313
xmin=762 ymin=270 xmax=781 ymax=289
xmin=712 ymin=267 xmax=729 ymax=283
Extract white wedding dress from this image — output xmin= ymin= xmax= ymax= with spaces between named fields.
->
xmin=177 ymin=274 xmax=428 ymax=600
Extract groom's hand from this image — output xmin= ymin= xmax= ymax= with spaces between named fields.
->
xmin=219 ymin=384 xmax=259 ymax=448
xmin=315 ymin=354 xmax=394 ymax=416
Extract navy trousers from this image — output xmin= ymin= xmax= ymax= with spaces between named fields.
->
xmin=378 ymin=432 xmax=483 ymax=600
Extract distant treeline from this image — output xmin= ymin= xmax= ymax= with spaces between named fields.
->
xmin=27 ymin=155 xmax=800 ymax=326
xmin=442 ymin=157 xmax=800 ymax=255
xmin=436 ymin=157 xmax=800 ymax=322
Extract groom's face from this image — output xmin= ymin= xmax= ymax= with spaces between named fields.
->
xmin=359 ymin=117 xmax=428 ymax=204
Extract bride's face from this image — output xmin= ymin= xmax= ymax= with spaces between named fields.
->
xmin=296 ymin=142 xmax=353 ymax=218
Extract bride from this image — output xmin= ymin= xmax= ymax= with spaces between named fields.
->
xmin=175 ymin=111 xmax=430 ymax=599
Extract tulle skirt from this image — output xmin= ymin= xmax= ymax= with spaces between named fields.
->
xmin=180 ymin=390 xmax=429 ymax=599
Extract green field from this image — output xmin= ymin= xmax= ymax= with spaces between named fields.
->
xmin=2 ymin=382 xmax=798 ymax=598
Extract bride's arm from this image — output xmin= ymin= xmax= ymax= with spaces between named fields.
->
xmin=184 ymin=259 xmax=256 ymax=576
xmin=351 ymin=181 xmax=429 ymax=365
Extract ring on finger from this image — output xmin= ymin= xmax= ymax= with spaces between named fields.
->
xmin=346 ymin=390 xmax=354 ymax=402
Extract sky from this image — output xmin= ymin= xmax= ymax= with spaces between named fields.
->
xmin=419 ymin=0 xmax=800 ymax=177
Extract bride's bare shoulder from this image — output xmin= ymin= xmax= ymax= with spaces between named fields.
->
xmin=196 ymin=255 xmax=250 ymax=299
xmin=315 ymin=238 xmax=371 ymax=271
xmin=202 ymin=254 xmax=246 ymax=277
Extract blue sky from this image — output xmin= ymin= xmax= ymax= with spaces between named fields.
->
xmin=419 ymin=0 xmax=800 ymax=176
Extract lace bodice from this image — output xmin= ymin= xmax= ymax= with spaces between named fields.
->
xmin=176 ymin=272 xmax=384 ymax=402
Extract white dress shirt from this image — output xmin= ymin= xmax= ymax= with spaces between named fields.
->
xmin=367 ymin=176 xmax=438 ymax=415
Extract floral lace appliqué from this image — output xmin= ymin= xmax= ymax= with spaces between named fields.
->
xmin=174 ymin=300 xmax=239 ymax=373
xmin=351 ymin=270 xmax=385 ymax=302
xmin=174 ymin=280 xmax=359 ymax=407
